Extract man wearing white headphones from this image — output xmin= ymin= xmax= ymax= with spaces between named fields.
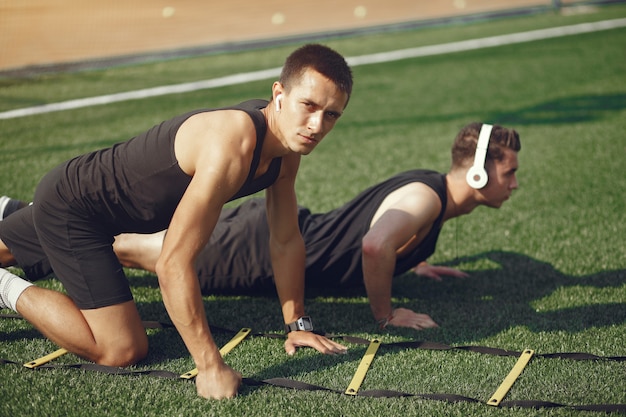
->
xmin=0 ymin=43 xmax=353 ymax=400
xmin=2 ymin=123 xmax=519 ymax=333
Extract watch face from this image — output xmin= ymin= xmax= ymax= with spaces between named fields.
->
xmin=285 ymin=316 xmax=313 ymax=333
xmin=297 ymin=316 xmax=313 ymax=331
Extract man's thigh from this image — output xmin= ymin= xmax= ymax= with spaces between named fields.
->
xmin=32 ymin=200 xmax=133 ymax=309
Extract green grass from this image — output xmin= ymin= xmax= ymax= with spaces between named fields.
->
xmin=1 ymin=4 xmax=625 ymax=416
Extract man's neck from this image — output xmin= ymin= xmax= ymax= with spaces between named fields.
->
xmin=444 ymin=172 xmax=480 ymax=221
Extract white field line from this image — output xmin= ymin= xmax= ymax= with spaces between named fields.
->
xmin=1 ymin=18 xmax=624 ymax=120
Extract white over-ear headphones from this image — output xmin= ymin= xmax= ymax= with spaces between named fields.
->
xmin=465 ymin=123 xmax=493 ymax=189
xmin=275 ymin=94 xmax=282 ymax=112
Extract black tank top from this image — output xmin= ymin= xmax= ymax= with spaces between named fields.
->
xmin=301 ymin=169 xmax=448 ymax=286
xmin=194 ymin=170 xmax=448 ymax=292
xmin=56 ymin=99 xmax=280 ymax=234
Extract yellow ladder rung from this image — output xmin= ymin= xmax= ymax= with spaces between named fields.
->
xmin=345 ymin=339 xmax=381 ymax=396
xmin=180 ymin=327 xmax=251 ymax=379
xmin=487 ymin=348 xmax=534 ymax=406
xmin=23 ymin=348 xmax=68 ymax=369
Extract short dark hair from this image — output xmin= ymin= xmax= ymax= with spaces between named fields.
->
xmin=451 ymin=122 xmax=521 ymax=168
xmin=280 ymin=44 xmax=353 ymax=101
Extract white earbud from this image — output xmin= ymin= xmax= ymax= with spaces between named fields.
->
xmin=466 ymin=123 xmax=493 ymax=189
xmin=275 ymin=94 xmax=282 ymax=112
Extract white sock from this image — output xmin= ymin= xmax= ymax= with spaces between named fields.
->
xmin=0 ymin=268 xmax=33 ymax=311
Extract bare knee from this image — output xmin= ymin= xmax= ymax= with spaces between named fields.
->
xmin=96 ymin=337 xmax=149 ymax=367
xmin=81 ymin=301 xmax=150 ymax=367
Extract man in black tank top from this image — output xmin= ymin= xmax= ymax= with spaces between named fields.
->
xmin=102 ymin=123 xmax=522 ymax=330
xmin=0 ymin=44 xmax=353 ymax=400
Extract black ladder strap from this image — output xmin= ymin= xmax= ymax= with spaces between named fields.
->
xmin=1 ymin=354 xmax=624 ymax=413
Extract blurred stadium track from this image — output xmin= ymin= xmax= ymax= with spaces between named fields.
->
xmin=0 ymin=0 xmax=598 ymax=74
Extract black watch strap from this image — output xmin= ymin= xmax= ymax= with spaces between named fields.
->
xmin=284 ymin=316 xmax=313 ymax=333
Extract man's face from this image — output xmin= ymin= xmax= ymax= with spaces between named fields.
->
xmin=480 ymin=148 xmax=519 ymax=208
xmin=276 ymin=68 xmax=349 ymax=155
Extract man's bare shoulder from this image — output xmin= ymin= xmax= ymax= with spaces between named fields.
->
xmin=180 ymin=109 xmax=256 ymax=142
xmin=174 ymin=110 xmax=258 ymax=175
xmin=381 ymin=182 xmax=440 ymax=210
xmin=371 ymin=181 xmax=442 ymax=228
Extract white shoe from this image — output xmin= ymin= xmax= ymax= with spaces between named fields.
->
xmin=0 ymin=196 xmax=10 ymax=221
xmin=0 ymin=196 xmax=28 ymax=220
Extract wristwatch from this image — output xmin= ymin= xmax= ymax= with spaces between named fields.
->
xmin=284 ymin=316 xmax=314 ymax=333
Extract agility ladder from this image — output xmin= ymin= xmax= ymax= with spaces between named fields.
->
xmin=1 ymin=316 xmax=624 ymax=413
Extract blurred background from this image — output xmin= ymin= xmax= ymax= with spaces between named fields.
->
xmin=0 ymin=0 xmax=589 ymax=73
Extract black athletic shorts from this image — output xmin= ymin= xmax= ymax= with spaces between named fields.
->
xmin=0 ymin=166 xmax=132 ymax=309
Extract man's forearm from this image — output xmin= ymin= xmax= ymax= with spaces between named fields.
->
xmin=158 ymin=266 xmax=224 ymax=370
xmin=270 ymin=234 xmax=307 ymax=323
xmin=362 ymin=250 xmax=397 ymax=322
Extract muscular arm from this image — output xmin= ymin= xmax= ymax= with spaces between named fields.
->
xmin=361 ymin=183 xmax=442 ymax=330
xmin=265 ymin=153 xmax=306 ymax=324
xmin=158 ymin=176 xmax=241 ymax=398
xmin=155 ymin=110 xmax=255 ymax=399
xmin=265 ymin=153 xmax=346 ymax=355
